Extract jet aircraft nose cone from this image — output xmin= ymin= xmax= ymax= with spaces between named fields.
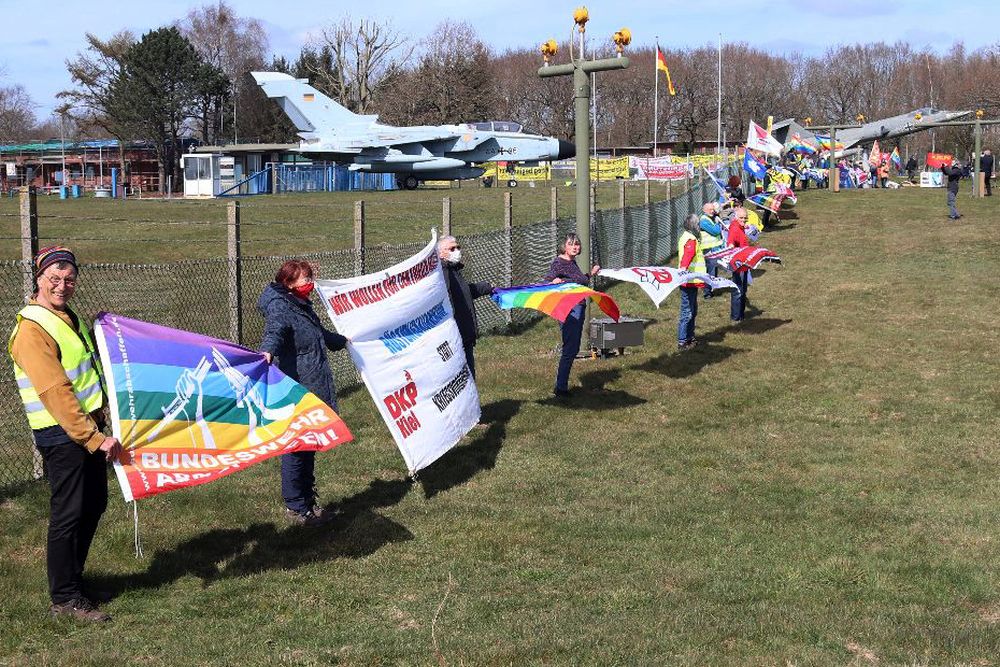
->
xmin=557 ymin=140 xmax=576 ymax=160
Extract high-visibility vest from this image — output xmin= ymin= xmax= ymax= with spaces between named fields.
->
xmin=8 ymin=304 xmax=104 ymax=430
xmin=677 ymin=230 xmax=706 ymax=285
xmin=698 ymin=215 xmax=725 ymax=251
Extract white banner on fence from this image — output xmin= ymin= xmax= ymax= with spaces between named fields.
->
xmin=599 ymin=266 xmax=738 ymax=308
xmin=316 ymin=232 xmax=479 ymax=474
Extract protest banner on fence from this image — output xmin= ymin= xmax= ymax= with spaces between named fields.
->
xmin=316 ymin=232 xmax=480 ymax=473
xmin=489 ymin=162 xmax=551 ymax=182
xmin=631 ymin=157 xmax=692 ymax=181
xmin=588 ymin=156 xmax=630 ymax=180
xmin=93 ymin=313 xmax=353 ymax=501
xmin=925 ymin=152 xmax=954 ymax=169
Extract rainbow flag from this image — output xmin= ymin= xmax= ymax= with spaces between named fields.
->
xmin=788 ymin=133 xmax=817 ymax=154
xmin=815 ymin=134 xmax=845 ymax=152
xmin=93 ymin=313 xmax=353 ymax=501
xmin=890 ymin=147 xmax=902 ymax=170
xmin=491 ymin=283 xmax=620 ymax=323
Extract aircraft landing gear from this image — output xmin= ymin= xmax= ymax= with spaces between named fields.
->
xmin=402 ymin=174 xmax=420 ymax=190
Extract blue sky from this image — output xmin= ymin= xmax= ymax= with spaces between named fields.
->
xmin=1 ymin=0 xmax=997 ymax=117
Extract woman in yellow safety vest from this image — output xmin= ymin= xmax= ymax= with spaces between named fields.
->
xmin=677 ymin=214 xmax=705 ymax=349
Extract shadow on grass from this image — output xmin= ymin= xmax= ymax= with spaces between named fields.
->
xmin=418 ymin=398 xmax=522 ymax=499
xmin=535 ymin=368 xmax=647 ymax=410
xmin=0 ymin=478 xmax=42 ymax=503
xmin=632 ymin=313 xmax=792 ymax=378
xmin=764 ymin=222 xmax=797 ymax=233
xmin=96 ymin=478 xmax=413 ymax=592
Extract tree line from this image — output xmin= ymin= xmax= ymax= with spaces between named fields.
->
xmin=2 ymin=2 xmax=999 ymax=191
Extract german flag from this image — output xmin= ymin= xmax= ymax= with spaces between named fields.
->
xmin=656 ymin=46 xmax=676 ymax=96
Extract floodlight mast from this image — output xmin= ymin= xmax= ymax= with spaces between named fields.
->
xmin=537 ymin=8 xmax=630 ymax=273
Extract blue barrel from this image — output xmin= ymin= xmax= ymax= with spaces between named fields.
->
xmin=111 ymin=168 xmax=118 ymax=198
xmin=71 ymin=184 xmax=81 ymax=198
xmin=59 ymin=186 xmax=68 ymax=199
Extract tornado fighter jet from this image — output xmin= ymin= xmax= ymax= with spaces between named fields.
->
xmin=252 ymin=71 xmax=575 ymax=189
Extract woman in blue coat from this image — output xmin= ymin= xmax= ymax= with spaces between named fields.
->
xmin=258 ymin=260 xmax=346 ymax=526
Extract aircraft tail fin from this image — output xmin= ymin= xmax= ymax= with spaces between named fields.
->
xmin=250 ymin=71 xmax=377 ymax=141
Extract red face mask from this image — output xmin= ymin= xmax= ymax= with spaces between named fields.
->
xmin=291 ymin=282 xmax=314 ymax=299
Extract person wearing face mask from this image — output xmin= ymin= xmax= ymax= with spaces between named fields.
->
xmin=544 ymin=232 xmax=600 ymax=398
xmin=438 ymin=236 xmax=493 ymax=380
xmin=258 ymin=260 xmax=346 ymax=526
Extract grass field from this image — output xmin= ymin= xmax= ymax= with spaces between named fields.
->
xmin=0 ymin=180 xmax=676 ymax=263
xmin=1 ymin=182 xmax=1000 ymax=665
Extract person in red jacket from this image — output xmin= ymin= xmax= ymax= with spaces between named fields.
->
xmin=727 ymin=207 xmax=751 ymax=322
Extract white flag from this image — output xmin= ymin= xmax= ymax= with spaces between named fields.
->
xmin=316 ymin=232 xmax=480 ymax=474
xmin=746 ymin=120 xmax=784 ymax=157
xmin=598 ymin=266 xmax=739 ymax=308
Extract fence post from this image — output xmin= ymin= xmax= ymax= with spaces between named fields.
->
xmin=618 ymin=179 xmax=627 ymax=210
xmin=19 ymin=187 xmax=38 ymax=304
xmin=442 ymin=196 xmax=451 ymax=237
xmin=644 ymin=179 xmax=650 ymax=205
xmin=550 ymin=186 xmax=558 ymax=252
xmin=270 ymin=164 xmax=278 ymax=194
xmin=19 ymin=186 xmax=42 ymax=479
xmin=226 ymin=200 xmax=243 ymax=346
xmin=354 ymin=200 xmax=366 ymax=276
xmin=504 ymin=192 xmax=513 ymax=324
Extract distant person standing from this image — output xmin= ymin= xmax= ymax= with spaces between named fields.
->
xmin=982 ymin=149 xmax=993 ymax=197
xmin=905 ymin=156 xmax=918 ymax=183
xmin=943 ymin=160 xmax=963 ymax=220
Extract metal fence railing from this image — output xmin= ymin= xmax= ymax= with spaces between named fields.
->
xmin=0 ymin=170 xmax=723 ymax=487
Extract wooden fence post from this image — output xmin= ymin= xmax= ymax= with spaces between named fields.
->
xmin=550 ymin=186 xmax=559 ymax=252
xmin=442 ymin=197 xmax=451 ymax=237
xmin=226 ymin=200 xmax=243 ymax=346
xmin=354 ymin=200 xmax=366 ymax=276
xmin=504 ymin=192 xmax=513 ymax=324
xmin=618 ymin=179 xmax=627 ymax=210
xmin=19 ymin=187 xmax=42 ymax=479
xmin=19 ymin=187 xmax=38 ymax=304
xmin=643 ymin=179 xmax=650 ymax=205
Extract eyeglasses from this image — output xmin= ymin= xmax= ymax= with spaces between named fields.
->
xmin=44 ymin=275 xmax=77 ymax=288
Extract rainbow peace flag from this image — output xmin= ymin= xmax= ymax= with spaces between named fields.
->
xmin=748 ymin=191 xmax=788 ymax=214
xmin=890 ymin=147 xmax=902 ymax=169
xmin=93 ymin=313 xmax=353 ymax=501
xmin=788 ymin=133 xmax=817 ymax=154
xmin=815 ymin=134 xmax=845 ymax=152
xmin=491 ymin=283 xmax=620 ymax=323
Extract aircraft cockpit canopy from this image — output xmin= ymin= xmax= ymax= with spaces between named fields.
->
xmin=469 ymin=121 xmax=524 ymax=133
xmin=915 ymin=107 xmax=939 ymax=116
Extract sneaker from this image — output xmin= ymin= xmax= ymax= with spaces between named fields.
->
xmin=50 ymin=597 xmax=111 ymax=622
xmin=285 ymin=508 xmax=332 ymax=527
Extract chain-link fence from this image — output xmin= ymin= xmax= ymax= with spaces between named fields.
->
xmin=0 ymin=171 xmax=721 ymax=488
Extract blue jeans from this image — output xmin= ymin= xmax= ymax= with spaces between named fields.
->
xmin=678 ymin=286 xmax=698 ymax=344
xmin=281 ymin=451 xmax=316 ymax=513
xmin=703 ymin=256 xmax=718 ymax=298
xmin=730 ymin=270 xmax=748 ymax=321
xmin=947 ymin=189 xmax=959 ymax=218
xmin=555 ymin=302 xmax=585 ymax=392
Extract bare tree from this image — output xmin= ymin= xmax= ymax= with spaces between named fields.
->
xmin=0 ymin=80 xmax=35 ymax=141
xmin=177 ymin=1 xmax=268 ymax=142
xmin=307 ymin=16 xmax=412 ymax=113
xmin=58 ymin=31 xmax=136 ymax=171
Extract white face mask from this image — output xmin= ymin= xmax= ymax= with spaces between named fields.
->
xmin=447 ymin=249 xmax=462 ymax=264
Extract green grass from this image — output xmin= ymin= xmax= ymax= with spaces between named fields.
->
xmin=0 ymin=180 xmax=678 ymax=263
xmin=2 ymin=183 xmax=1000 ymax=664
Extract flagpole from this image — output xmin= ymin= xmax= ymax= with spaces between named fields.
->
xmin=653 ymin=40 xmax=659 ymax=159
xmin=717 ymin=33 xmax=722 ymax=156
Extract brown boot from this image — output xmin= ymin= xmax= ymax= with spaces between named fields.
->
xmin=50 ymin=597 xmax=111 ymax=622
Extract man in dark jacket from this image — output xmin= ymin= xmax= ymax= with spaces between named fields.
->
xmin=905 ymin=156 xmax=918 ymax=183
xmin=982 ymin=149 xmax=993 ymax=196
xmin=943 ymin=160 xmax=963 ymax=220
xmin=438 ymin=236 xmax=492 ymax=379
